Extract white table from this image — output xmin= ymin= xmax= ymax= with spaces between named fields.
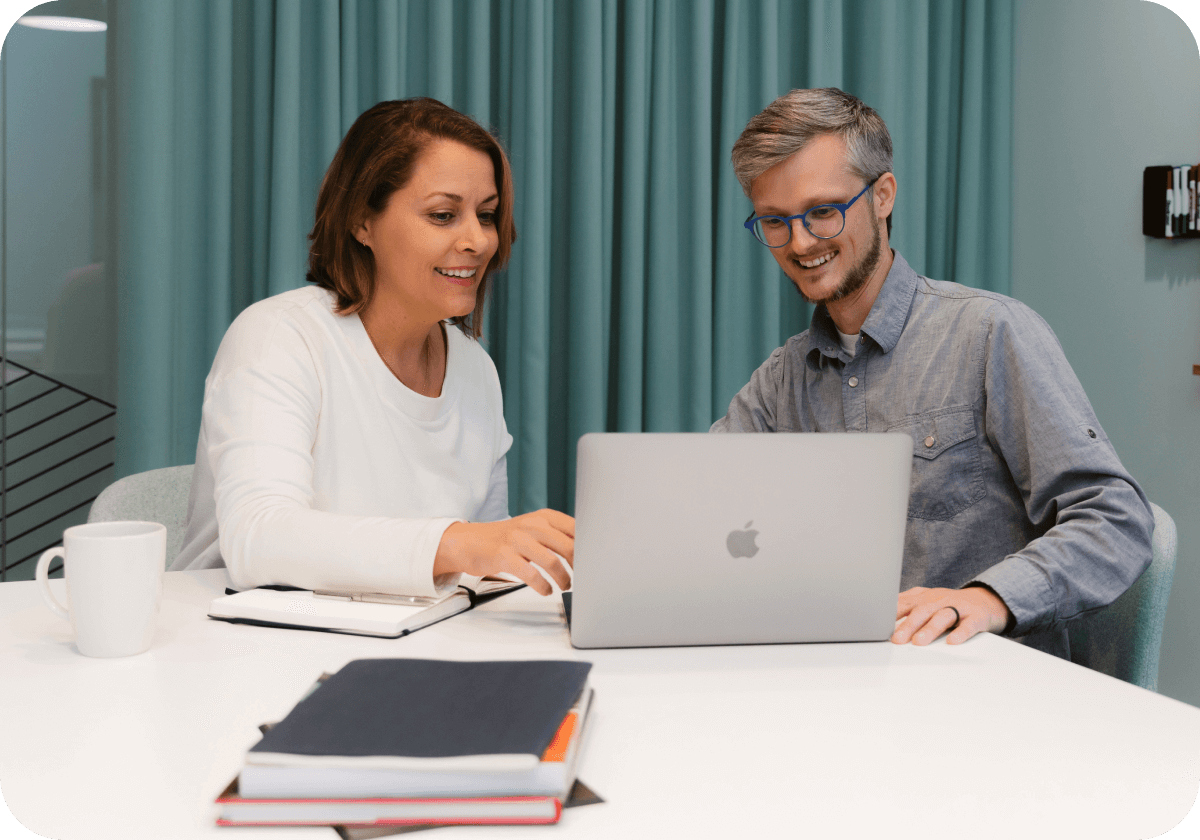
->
xmin=2 ymin=569 xmax=1199 ymax=840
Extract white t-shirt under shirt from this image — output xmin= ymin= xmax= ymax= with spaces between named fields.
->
xmin=171 ymin=285 xmax=513 ymax=597
xmin=836 ymin=328 xmax=860 ymax=358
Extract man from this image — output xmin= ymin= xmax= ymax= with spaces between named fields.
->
xmin=711 ymin=88 xmax=1153 ymax=658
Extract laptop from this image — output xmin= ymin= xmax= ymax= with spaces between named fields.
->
xmin=567 ymin=433 xmax=912 ymax=649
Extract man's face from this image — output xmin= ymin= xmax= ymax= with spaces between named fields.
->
xmin=749 ymin=134 xmax=893 ymax=307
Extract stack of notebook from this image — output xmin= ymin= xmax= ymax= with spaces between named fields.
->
xmin=216 ymin=658 xmax=595 ymax=828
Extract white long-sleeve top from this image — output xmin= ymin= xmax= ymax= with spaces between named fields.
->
xmin=171 ymin=285 xmax=512 ymax=597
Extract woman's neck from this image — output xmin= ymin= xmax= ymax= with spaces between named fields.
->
xmin=360 ymin=303 xmax=448 ymax=398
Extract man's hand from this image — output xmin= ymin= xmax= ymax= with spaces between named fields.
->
xmin=892 ymin=586 xmax=1011 ymax=646
xmin=434 ymin=510 xmax=575 ymax=596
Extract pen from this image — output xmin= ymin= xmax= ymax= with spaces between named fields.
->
xmin=312 ymin=590 xmax=441 ymax=607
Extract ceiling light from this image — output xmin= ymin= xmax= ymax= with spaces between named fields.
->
xmin=17 ymin=0 xmax=106 ymax=32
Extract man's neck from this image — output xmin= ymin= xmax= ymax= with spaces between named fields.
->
xmin=826 ymin=247 xmax=894 ymax=335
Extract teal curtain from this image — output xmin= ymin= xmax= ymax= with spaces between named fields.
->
xmin=110 ymin=0 xmax=1013 ymax=515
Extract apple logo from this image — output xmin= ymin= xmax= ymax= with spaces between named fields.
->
xmin=726 ymin=521 xmax=760 ymax=558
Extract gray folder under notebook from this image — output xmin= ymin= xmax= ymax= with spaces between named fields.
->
xmin=567 ymin=433 xmax=912 ymax=649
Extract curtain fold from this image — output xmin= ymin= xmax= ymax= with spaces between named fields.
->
xmin=111 ymin=0 xmax=1014 ymax=516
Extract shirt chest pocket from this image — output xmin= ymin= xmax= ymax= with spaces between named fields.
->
xmin=887 ymin=406 xmax=986 ymax=521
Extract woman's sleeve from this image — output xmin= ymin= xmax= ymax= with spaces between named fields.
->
xmin=472 ymin=347 xmax=512 ymax=525
xmin=474 ymin=457 xmax=510 ymax=523
xmin=203 ymin=314 xmax=461 ymax=598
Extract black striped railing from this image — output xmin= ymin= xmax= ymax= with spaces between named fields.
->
xmin=1 ymin=359 xmax=116 ymax=581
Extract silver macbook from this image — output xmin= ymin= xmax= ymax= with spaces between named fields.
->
xmin=568 ymin=433 xmax=912 ymax=648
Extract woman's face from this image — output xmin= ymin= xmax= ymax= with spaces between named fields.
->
xmin=358 ymin=139 xmax=500 ymax=324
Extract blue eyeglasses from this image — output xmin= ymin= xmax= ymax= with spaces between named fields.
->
xmin=744 ymin=176 xmax=879 ymax=247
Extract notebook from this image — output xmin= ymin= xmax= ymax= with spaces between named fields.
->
xmin=207 ymin=580 xmax=523 ymax=638
xmin=239 ymin=658 xmax=592 ymax=780
xmin=568 ymin=432 xmax=912 ymax=648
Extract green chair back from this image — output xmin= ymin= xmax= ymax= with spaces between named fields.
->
xmin=1067 ymin=503 xmax=1177 ymax=692
xmin=87 ymin=464 xmax=195 ymax=568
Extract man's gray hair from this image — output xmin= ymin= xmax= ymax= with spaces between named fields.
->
xmin=731 ymin=88 xmax=893 ymax=197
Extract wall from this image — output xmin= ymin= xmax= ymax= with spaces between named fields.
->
xmin=1012 ymin=0 xmax=1200 ymax=706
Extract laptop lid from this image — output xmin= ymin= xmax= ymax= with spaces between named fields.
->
xmin=568 ymin=433 xmax=911 ymax=649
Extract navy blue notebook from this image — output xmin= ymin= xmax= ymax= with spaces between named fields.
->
xmin=249 ymin=658 xmax=592 ymax=762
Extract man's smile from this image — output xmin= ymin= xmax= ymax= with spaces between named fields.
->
xmin=796 ymin=250 xmax=837 ymax=269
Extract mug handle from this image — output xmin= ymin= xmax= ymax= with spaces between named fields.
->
xmin=36 ymin=547 xmax=70 ymax=619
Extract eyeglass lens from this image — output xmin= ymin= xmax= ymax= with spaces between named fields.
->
xmin=753 ymin=206 xmax=844 ymax=246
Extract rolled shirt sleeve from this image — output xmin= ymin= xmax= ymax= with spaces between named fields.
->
xmin=967 ymin=303 xmax=1154 ymax=636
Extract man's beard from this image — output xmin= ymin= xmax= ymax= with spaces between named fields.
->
xmin=795 ymin=216 xmax=882 ymax=306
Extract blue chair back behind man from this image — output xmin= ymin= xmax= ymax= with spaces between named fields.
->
xmin=1067 ymin=503 xmax=1177 ymax=692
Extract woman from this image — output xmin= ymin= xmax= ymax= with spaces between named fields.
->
xmin=172 ymin=98 xmax=573 ymax=598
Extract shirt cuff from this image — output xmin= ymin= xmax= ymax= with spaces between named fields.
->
xmin=969 ymin=555 xmax=1056 ymax=636
xmin=415 ymin=517 xmax=465 ymax=598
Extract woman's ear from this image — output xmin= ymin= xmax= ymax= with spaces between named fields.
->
xmin=354 ymin=220 xmax=371 ymax=248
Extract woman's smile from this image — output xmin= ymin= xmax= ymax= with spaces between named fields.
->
xmin=435 ymin=265 xmax=481 ymax=285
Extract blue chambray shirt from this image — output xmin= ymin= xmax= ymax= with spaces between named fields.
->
xmin=711 ymin=251 xmax=1154 ymax=658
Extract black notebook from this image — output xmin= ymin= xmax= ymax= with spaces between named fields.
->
xmin=246 ymin=658 xmax=593 ymax=775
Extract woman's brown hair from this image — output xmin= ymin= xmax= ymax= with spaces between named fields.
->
xmin=306 ymin=98 xmax=517 ymax=338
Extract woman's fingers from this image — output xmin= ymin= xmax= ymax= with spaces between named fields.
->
xmin=517 ymin=510 xmax=575 ymax=566
xmin=533 ymin=523 xmax=575 ymax=567
xmin=528 ymin=550 xmax=573 ymax=591
xmin=504 ymin=526 xmax=573 ymax=592
xmin=498 ymin=550 xmax=558 ymax=596
xmin=435 ymin=513 xmax=577 ymax=596
xmin=538 ymin=508 xmax=576 ymax=539
xmin=503 ymin=560 xmax=552 ymax=595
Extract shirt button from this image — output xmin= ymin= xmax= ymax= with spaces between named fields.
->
xmin=1088 ymin=428 xmax=1097 ymax=438
xmin=848 ymin=376 xmax=859 ymax=387
xmin=924 ymin=436 xmax=935 ymax=448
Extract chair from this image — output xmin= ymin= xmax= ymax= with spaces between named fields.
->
xmin=1067 ymin=502 xmax=1177 ymax=692
xmin=87 ymin=464 xmax=195 ymax=567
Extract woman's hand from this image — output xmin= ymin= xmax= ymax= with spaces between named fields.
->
xmin=433 ymin=510 xmax=575 ymax=596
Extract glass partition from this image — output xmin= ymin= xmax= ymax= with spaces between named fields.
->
xmin=1 ymin=11 xmax=112 ymax=581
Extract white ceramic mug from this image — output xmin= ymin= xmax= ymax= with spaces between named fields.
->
xmin=36 ymin=521 xmax=166 ymax=658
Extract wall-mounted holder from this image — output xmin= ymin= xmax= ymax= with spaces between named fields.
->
xmin=1143 ymin=165 xmax=1200 ymax=239
xmin=1145 ymin=167 xmax=1200 ymax=376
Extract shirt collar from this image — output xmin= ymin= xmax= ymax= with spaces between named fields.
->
xmin=808 ymin=250 xmax=919 ymax=363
